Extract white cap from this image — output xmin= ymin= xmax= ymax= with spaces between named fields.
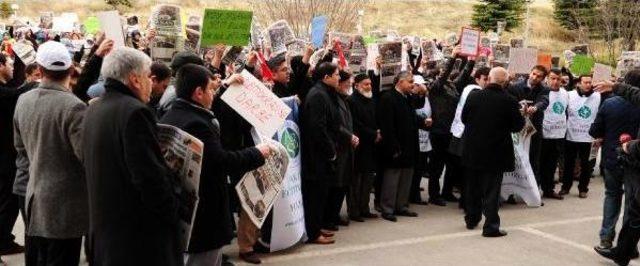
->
xmin=36 ymin=41 xmax=72 ymax=71
xmin=413 ymin=75 xmax=426 ymax=84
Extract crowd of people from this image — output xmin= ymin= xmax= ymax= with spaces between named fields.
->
xmin=1 ymin=11 xmax=640 ymax=266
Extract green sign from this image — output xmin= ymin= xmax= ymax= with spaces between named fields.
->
xmin=201 ymin=9 xmax=253 ymax=47
xmin=570 ymin=55 xmax=595 ymax=76
xmin=84 ymin=16 xmax=100 ymax=35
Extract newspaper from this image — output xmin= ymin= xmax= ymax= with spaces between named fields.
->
xmin=221 ymin=46 xmax=246 ymax=67
xmin=185 ymin=15 xmax=201 ymax=52
xmin=157 ymin=124 xmax=203 ymax=251
xmin=236 ymin=130 xmax=290 ymax=228
xmin=150 ymin=4 xmax=184 ymax=64
xmin=379 ymin=42 xmax=403 ymax=87
xmin=13 ymin=42 xmax=36 ymax=65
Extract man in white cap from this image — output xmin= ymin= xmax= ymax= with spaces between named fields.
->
xmin=13 ymin=41 xmax=87 ymax=265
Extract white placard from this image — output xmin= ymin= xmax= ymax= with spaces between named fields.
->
xmin=460 ymin=27 xmax=480 ymax=57
xmin=97 ymin=11 xmax=125 ymax=47
xmin=592 ymin=63 xmax=612 ymax=83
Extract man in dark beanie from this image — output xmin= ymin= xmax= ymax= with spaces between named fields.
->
xmin=157 ymin=51 xmax=205 ymax=117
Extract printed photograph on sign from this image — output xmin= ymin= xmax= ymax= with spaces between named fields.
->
xmin=268 ymin=20 xmax=296 ymax=45
xmin=510 ymin=38 xmax=524 ymax=48
xmin=493 ymin=44 xmax=511 ymax=63
xmin=269 ymin=26 xmax=288 ymax=55
xmin=379 ymin=42 xmax=402 ymax=64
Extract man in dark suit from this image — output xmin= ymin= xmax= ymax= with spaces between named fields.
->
xmin=300 ymin=62 xmax=342 ymax=245
xmin=461 ymin=67 xmax=525 ymax=237
xmin=83 ymin=47 xmax=184 ymax=266
xmin=160 ymin=64 xmax=270 ymax=266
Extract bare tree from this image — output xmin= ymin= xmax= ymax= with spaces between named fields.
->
xmin=250 ymin=0 xmax=368 ymax=36
xmin=597 ymin=0 xmax=640 ymax=63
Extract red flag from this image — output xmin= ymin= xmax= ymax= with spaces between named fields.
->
xmin=257 ymin=51 xmax=273 ymax=81
xmin=334 ymin=41 xmax=348 ymax=69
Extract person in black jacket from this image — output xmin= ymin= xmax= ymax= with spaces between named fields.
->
xmin=461 ymin=67 xmax=525 ymax=237
xmin=83 ymin=47 xmax=184 ymax=266
xmin=300 ymin=62 xmax=342 ymax=245
xmin=160 ymin=64 xmax=270 ymax=266
xmin=347 ymin=74 xmax=380 ymax=221
xmin=507 ymin=65 xmax=550 ymax=186
xmin=377 ymin=71 xmax=428 ymax=222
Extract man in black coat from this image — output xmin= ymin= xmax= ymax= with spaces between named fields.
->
xmin=83 ymin=47 xmax=184 ymax=266
xmin=300 ymin=62 xmax=342 ymax=244
xmin=461 ymin=67 xmax=525 ymax=237
xmin=160 ymin=64 xmax=270 ymax=266
xmin=377 ymin=71 xmax=428 ymax=222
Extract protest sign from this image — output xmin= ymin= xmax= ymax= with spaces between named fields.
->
xmin=83 ymin=16 xmax=100 ymax=35
xmin=268 ymin=26 xmax=289 ymax=55
xmin=508 ymin=48 xmax=538 ymax=74
xmin=13 ymin=42 xmax=36 ymax=65
xmin=52 ymin=16 xmax=75 ymax=33
xmin=537 ymin=53 xmax=552 ymax=71
xmin=237 ymin=130 xmax=289 ymax=228
xmin=592 ymin=63 xmax=613 ymax=83
xmin=157 ymin=124 xmax=203 ymax=251
xmin=201 ymin=9 xmax=252 ymax=47
xmin=310 ymin=16 xmax=328 ymax=49
xmin=184 ymin=15 xmax=201 ymax=52
xmin=379 ymin=42 xmax=403 ymax=87
xmin=150 ymin=5 xmax=185 ymax=64
xmin=250 ymin=21 xmax=265 ymax=50
xmin=270 ymin=20 xmax=296 ymax=45
xmin=493 ymin=44 xmax=510 ymax=63
xmin=459 ymin=27 xmax=480 ymax=57
xmin=570 ymin=55 xmax=595 ymax=76
xmin=366 ymin=44 xmax=379 ymax=71
xmin=270 ymin=97 xmax=306 ymax=252
xmin=445 ymin=32 xmax=458 ymax=46
xmin=510 ymin=38 xmax=524 ymax=48
xmin=286 ymin=39 xmax=307 ymax=57
xmin=564 ymin=49 xmax=576 ymax=65
xmin=552 ymin=56 xmax=560 ymax=68
xmin=221 ymin=46 xmax=246 ymax=67
xmin=97 ymin=11 xmax=125 ymax=47
xmin=502 ymin=119 xmax=542 ymax=207
xmin=40 ymin=12 xmax=53 ymax=29
xmin=421 ymin=39 xmax=443 ymax=62
xmin=221 ymin=69 xmax=292 ymax=138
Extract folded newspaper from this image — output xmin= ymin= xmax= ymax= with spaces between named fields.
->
xmin=157 ymin=124 xmax=203 ymax=251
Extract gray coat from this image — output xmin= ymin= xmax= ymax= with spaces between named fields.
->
xmin=13 ymin=81 xmax=88 ymax=238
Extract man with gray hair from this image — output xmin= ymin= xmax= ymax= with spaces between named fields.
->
xmin=83 ymin=47 xmax=184 ymax=265
xmin=14 ymin=41 xmax=87 ymax=265
xmin=461 ymin=67 xmax=525 ymax=237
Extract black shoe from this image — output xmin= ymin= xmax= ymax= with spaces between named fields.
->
xmin=506 ymin=195 xmax=517 ymax=205
xmin=466 ymin=222 xmax=479 ymax=230
xmin=428 ymin=198 xmax=447 ymax=206
xmin=350 ymin=216 xmax=365 ymax=222
xmin=632 ymin=250 xmax=639 ymax=259
xmin=482 ymin=230 xmax=508 ymax=238
xmin=239 ymin=251 xmax=262 ymax=264
xmin=410 ymin=200 xmax=429 ymax=205
xmin=559 ymin=189 xmax=569 ymax=196
xmin=395 ymin=210 xmax=418 ymax=217
xmin=381 ymin=213 xmax=397 ymax=222
xmin=324 ymin=224 xmax=339 ymax=231
xmin=465 ymin=218 xmax=480 ymax=230
xmin=0 ymin=242 xmax=24 ymax=255
xmin=338 ymin=219 xmax=350 ymax=226
xmin=362 ymin=212 xmax=379 ymax=219
xmin=594 ymin=246 xmax=628 ymax=266
xmin=374 ymin=205 xmax=382 ymax=213
xmin=442 ymin=194 xmax=459 ymax=202
xmin=253 ymin=241 xmax=270 ymax=254
xmin=542 ymin=191 xmax=564 ymax=200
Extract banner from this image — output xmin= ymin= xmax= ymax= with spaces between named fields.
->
xmin=459 ymin=27 xmax=480 ymax=57
xmin=570 ymin=55 xmax=595 ymax=76
xmin=156 ymin=124 xmax=203 ymax=251
xmin=236 ymin=132 xmax=289 ymax=228
xmin=97 ymin=11 xmax=125 ymax=47
xmin=221 ymin=69 xmax=292 ymax=138
xmin=508 ymin=48 xmax=537 ymax=74
xmin=201 ymin=9 xmax=253 ymax=47
xmin=502 ymin=119 xmax=542 ymax=207
xmin=150 ymin=4 xmax=184 ymax=64
xmin=310 ymin=16 xmax=328 ymax=49
xmin=270 ymin=97 xmax=306 ymax=252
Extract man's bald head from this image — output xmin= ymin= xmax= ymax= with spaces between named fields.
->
xmin=489 ymin=67 xmax=509 ymax=87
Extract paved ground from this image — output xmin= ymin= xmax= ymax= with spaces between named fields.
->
xmin=2 ymin=176 xmax=636 ymax=266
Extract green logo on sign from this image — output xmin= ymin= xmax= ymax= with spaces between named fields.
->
xmin=281 ymin=127 xmax=300 ymax=158
xmin=578 ymin=106 xmax=592 ymax=119
xmin=552 ymin=102 xmax=565 ymax=114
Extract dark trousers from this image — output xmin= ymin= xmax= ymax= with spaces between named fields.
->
xmin=529 ymin=132 xmax=542 ymax=183
xmin=25 ymin=236 xmax=82 ymax=266
xmin=0 ymin=175 xmax=19 ymax=251
xmin=302 ymin=178 xmax=329 ymax=241
xmin=18 ymin=195 xmax=26 ymax=223
xmin=429 ymin=133 xmax=460 ymax=199
xmin=410 ymin=152 xmax=429 ymax=202
xmin=464 ymin=168 xmax=503 ymax=234
xmin=540 ymin=138 xmax=564 ymax=194
xmin=324 ymin=186 xmax=346 ymax=226
xmin=348 ymin=172 xmax=375 ymax=218
xmin=561 ymin=141 xmax=595 ymax=193
xmin=613 ymin=170 xmax=640 ymax=265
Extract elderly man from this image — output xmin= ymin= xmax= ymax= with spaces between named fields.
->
xmin=83 ymin=47 xmax=184 ymax=266
xmin=461 ymin=67 xmax=525 ymax=237
xmin=13 ymin=41 xmax=87 ymax=265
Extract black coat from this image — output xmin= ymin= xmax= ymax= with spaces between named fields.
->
xmin=335 ymin=95 xmax=354 ymax=187
xmin=507 ymin=79 xmax=549 ymax=131
xmin=83 ymin=79 xmax=183 ymax=266
xmin=160 ymin=99 xmax=264 ymax=252
xmin=428 ymin=57 xmax=459 ymax=135
xmin=461 ymin=84 xmax=525 ymax=172
xmin=348 ymin=90 xmax=377 ymax=173
xmin=0 ymin=57 xmax=26 ymax=183
xmin=377 ymin=89 xmax=421 ymax=168
xmin=300 ymin=81 xmax=341 ymax=182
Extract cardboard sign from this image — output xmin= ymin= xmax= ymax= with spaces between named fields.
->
xmin=84 ymin=16 xmax=100 ymax=35
xmin=52 ymin=17 xmax=75 ymax=33
xmin=508 ymin=48 xmax=538 ymax=74
xmin=310 ymin=16 xmax=328 ymax=49
xmin=592 ymin=63 xmax=612 ymax=83
xmin=97 ymin=11 xmax=125 ymax=47
xmin=570 ymin=55 xmax=595 ymax=76
xmin=459 ymin=27 xmax=480 ymax=57
xmin=221 ymin=70 xmax=292 ymax=138
xmin=200 ymin=9 xmax=253 ymax=47
xmin=537 ymin=54 xmax=552 ymax=71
